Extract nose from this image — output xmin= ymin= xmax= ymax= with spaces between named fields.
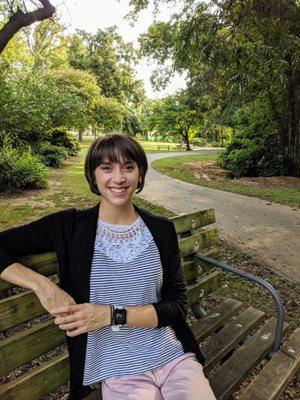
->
xmin=111 ymin=167 xmax=125 ymax=183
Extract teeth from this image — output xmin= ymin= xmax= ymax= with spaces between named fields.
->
xmin=110 ymin=188 xmax=126 ymax=193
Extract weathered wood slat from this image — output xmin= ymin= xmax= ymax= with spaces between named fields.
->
xmin=202 ymin=307 xmax=265 ymax=371
xmin=182 ymin=260 xmax=198 ymax=284
xmin=0 ymin=319 xmax=65 ymax=375
xmin=0 ymin=351 xmax=69 ymax=400
xmin=240 ymin=328 xmax=300 ymax=400
xmin=0 ymin=290 xmax=47 ymax=330
xmin=187 ymin=271 xmax=221 ymax=305
xmin=172 ymin=209 xmax=215 ymax=233
xmin=179 ymin=228 xmax=219 ymax=257
xmin=0 ymin=252 xmax=58 ymax=291
xmin=209 ymin=318 xmax=289 ymax=400
xmin=183 ymin=247 xmax=220 ymax=283
xmin=191 ymin=299 xmax=244 ymax=342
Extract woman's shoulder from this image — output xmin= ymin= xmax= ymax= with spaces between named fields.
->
xmin=135 ymin=205 xmax=174 ymax=229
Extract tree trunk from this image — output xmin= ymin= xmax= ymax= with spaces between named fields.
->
xmin=181 ymin=131 xmax=192 ymax=151
xmin=287 ymin=68 xmax=300 ymax=176
xmin=78 ymin=129 xmax=84 ymax=143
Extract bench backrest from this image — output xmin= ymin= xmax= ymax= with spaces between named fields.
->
xmin=0 ymin=208 xmax=220 ymax=400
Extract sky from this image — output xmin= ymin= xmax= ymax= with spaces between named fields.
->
xmin=51 ymin=0 xmax=186 ymax=99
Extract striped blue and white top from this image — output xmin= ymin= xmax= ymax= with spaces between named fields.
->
xmin=82 ymin=215 xmax=184 ymax=385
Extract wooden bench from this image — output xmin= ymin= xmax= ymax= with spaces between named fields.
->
xmin=156 ymin=144 xmax=185 ymax=151
xmin=0 ymin=209 xmax=299 ymax=399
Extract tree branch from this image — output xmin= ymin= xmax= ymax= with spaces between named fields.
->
xmin=0 ymin=0 xmax=55 ymax=54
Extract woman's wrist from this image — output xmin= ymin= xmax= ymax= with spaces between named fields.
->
xmin=33 ymin=275 xmax=56 ymax=295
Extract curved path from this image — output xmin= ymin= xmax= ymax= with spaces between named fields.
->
xmin=137 ymin=151 xmax=300 ymax=284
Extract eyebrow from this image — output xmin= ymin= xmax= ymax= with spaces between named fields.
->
xmin=100 ymin=161 xmax=135 ymax=165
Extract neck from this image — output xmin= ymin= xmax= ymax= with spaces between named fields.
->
xmin=98 ymin=200 xmax=138 ymax=225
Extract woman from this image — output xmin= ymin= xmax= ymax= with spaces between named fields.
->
xmin=0 ymin=133 xmax=216 ymax=400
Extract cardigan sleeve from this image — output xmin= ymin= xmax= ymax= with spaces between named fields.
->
xmin=0 ymin=209 xmax=73 ymax=275
xmin=151 ymin=220 xmax=187 ymax=328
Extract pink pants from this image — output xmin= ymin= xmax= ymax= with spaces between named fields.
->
xmin=101 ymin=352 xmax=216 ymax=400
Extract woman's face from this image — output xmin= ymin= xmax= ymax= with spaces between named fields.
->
xmin=94 ymin=156 xmax=140 ymax=208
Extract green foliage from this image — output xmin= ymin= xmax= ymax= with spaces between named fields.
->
xmin=134 ymin=0 xmax=300 ymax=176
xmin=68 ymin=28 xmax=146 ymax=107
xmin=34 ymin=142 xmax=68 ymax=168
xmin=93 ymin=96 xmax=125 ymax=133
xmin=143 ymin=91 xmax=204 ymax=146
xmin=49 ymin=127 xmax=80 ymax=156
xmin=218 ymin=135 xmax=287 ymax=177
xmin=0 ymin=142 xmax=49 ymax=192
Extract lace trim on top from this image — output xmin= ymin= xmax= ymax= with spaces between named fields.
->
xmin=95 ymin=216 xmax=153 ymax=263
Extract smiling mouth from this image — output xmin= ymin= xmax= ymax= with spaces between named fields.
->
xmin=109 ymin=187 xmax=128 ymax=193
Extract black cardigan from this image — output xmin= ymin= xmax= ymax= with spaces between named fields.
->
xmin=0 ymin=202 xmax=205 ymax=399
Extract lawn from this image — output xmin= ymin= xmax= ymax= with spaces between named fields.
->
xmin=152 ymin=152 xmax=300 ymax=208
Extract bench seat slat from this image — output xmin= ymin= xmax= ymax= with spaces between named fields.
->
xmin=191 ymin=299 xmax=243 ymax=342
xmin=0 ymin=319 xmax=65 ymax=375
xmin=202 ymin=307 xmax=265 ymax=371
xmin=209 ymin=318 xmax=289 ymax=400
xmin=240 ymin=328 xmax=300 ymax=400
xmin=0 ymin=291 xmax=46 ymax=330
xmin=0 ymin=352 xmax=69 ymax=400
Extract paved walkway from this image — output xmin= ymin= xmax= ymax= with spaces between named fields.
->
xmin=137 ymin=151 xmax=300 ymax=284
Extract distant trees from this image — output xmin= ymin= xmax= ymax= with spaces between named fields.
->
xmin=144 ymin=91 xmax=204 ymax=149
xmin=131 ymin=0 xmax=300 ymax=177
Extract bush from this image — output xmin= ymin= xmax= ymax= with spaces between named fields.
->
xmin=35 ymin=142 xmax=68 ymax=167
xmin=48 ymin=127 xmax=80 ymax=156
xmin=218 ymin=135 xmax=287 ymax=177
xmin=0 ymin=144 xmax=49 ymax=192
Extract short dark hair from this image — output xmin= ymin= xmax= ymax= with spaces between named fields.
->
xmin=84 ymin=133 xmax=148 ymax=196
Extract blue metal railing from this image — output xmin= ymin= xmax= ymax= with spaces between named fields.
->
xmin=193 ymin=252 xmax=285 ymax=357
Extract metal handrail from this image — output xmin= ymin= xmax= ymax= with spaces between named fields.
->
xmin=193 ymin=252 xmax=285 ymax=357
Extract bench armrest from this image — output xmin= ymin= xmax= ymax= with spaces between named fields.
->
xmin=193 ymin=252 xmax=285 ymax=358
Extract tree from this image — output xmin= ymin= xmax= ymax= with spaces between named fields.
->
xmin=93 ymin=96 xmax=125 ymax=134
xmin=0 ymin=0 xmax=55 ymax=54
xmin=68 ymin=27 xmax=146 ymax=107
xmin=132 ymin=0 xmax=300 ymax=176
xmin=145 ymin=91 xmax=203 ymax=149
xmin=52 ymin=68 xmax=102 ymax=141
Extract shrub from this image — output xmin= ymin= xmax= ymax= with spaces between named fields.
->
xmin=35 ymin=142 xmax=68 ymax=167
xmin=0 ymin=143 xmax=49 ymax=192
xmin=48 ymin=127 xmax=80 ymax=156
xmin=218 ymin=135 xmax=287 ymax=177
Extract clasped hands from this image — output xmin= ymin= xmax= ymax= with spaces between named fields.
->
xmin=51 ymin=303 xmax=111 ymax=337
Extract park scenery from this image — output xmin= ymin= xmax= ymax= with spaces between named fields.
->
xmin=0 ymin=1 xmax=299 ymax=400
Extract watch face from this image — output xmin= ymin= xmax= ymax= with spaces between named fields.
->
xmin=115 ymin=309 xmax=126 ymax=325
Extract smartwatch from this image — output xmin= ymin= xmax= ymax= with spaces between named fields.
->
xmin=111 ymin=305 xmax=127 ymax=331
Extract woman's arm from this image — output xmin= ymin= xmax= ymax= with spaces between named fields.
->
xmin=0 ymin=262 xmax=76 ymax=315
xmin=50 ymin=302 xmax=158 ymax=337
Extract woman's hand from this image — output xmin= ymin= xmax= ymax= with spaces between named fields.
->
xmin=51 ymin=303 xmax=111 ymax=337
xmin=34 ymin=279 xmax=76 ymax=317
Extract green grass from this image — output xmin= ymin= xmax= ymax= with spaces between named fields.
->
xmin=152 ymin=152 xmax=300 ymax=208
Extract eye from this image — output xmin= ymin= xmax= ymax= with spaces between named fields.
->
xmin=124 ymin=164 xmax=135 ymax=171
xmin=99 ymin=165 xmax=111 ymax=171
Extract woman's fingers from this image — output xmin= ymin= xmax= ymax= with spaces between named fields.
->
xmin=58 ymin=319 xmax=84 ymax=330
xmin=66 ymin=327 xmax=86 ymax=337
xmin=51 ymin=304 xmax=82 ymax=315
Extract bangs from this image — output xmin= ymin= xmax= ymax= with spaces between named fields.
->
xmin=97 ymin=143 xmax=134 ymax=165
